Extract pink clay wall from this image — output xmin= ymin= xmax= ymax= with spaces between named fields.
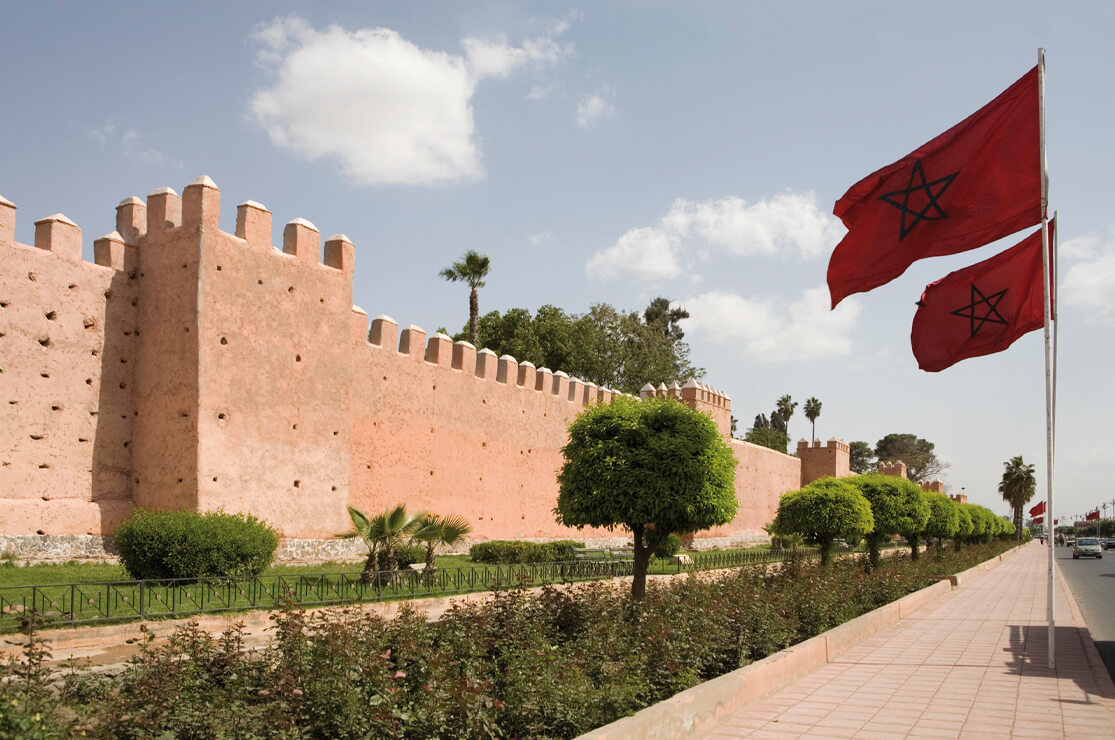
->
xmin=0 ymin=178 xmax=835 ymax=546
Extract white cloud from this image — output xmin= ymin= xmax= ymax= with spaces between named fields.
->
xmin=679 ymin=286 xmax=862 ymax=362
xmin=587 ymin=192 xmax=842 ymax=282
xmin=1063 ymin=233 xmax=1115 ymax=324
xmin=586 ymin=226 xmax=683 ymax=281
xmin=576 ymin=85 xmax=616 ymax=128
xmin=528 ymin=231 xmax=553 ymax=246
xmin=88 ymin=118 xmax=168 ymax=166
xmin=249 ymin=16 xmax=572 ymax=186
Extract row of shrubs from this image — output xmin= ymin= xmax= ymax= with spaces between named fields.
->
xmin=469 ymin=540 xmax=585 ymax=564
xmin=1 ymin=542 xmax=1015 ymax=738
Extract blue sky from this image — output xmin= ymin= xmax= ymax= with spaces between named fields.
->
xmin=4 ymin=2 xmax=1113 ymax=523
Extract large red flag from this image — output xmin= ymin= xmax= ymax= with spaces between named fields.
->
xmin=828 ymin=66 xmax=1041 ymax=308
xmin=1029 ymin=500 xmax=1046 ymax=517
xmin=911 ymin=222 xmax=1052 ymax=372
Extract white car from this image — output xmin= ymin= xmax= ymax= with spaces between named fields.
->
xmin=1073 ymin=538 xmax=1103 ymax=559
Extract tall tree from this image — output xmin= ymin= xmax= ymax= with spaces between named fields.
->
xmin=772 ymin=477 xmax=874 ymax=567
xmin=848 ymin=441 xmax=875 ymax=474
xmin=803 ymin=397 xmax=822 ymax=442
xmin=439 ymin=250 xmax=491 ymax=346
xmin=998 ymin=455 xmax=1036 ymax=542
xmin=643 ymin=296 xmax=690 ymax=342
xmin=849 ymin=473 xmax=928 ymax=570
xmin=874 ymin=433 xmax=948 ymax=483
xmin=556 ymin=397 xmax=737 ymax=600
xmin=745 ymin=413 xmax=788 ymax=454
xmin=775 ymin=395 xmax=798 ymax=438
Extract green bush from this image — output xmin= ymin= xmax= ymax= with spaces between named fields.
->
xmin=469 ymin=539 xmax=585 ymax=564
xmin=114 ymin=508 xmax=279 ymax=580
xmin=394 ymin=544 xmax=427 ymax=569
xmin=654 ymin=533 xmax=683 ymax=558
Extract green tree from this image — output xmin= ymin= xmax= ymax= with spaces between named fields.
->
xmin=772 ymin=477 xmax=874 ymax=567
xmin=923 ymin=492 xmax=960 ymax=552
xmin=1100 ymin=519 xmax=1115 ymax=538
xmin=874 ymin=433 xmax=948 ymax=483
xmin=410 ymin=512 xmax=473 ymax=572
xmin=337 ymin=504 xmax=425 ymax=582
xmin=803 ymin=397 xmax=822 ymax=442
xmin=849 ymin=473 xmax=929 ymax=570
xmin=998 ymin=455 xmax=1036 ymax=542
xmin=954 ymin=504 xmax=973 ymax=551
xmin=556 ymin=397 xmax=737 ymax=599
xmin=440 ymin=250 xmax=491 ymax=346
xmin=745 ymin=414 xmax=789 ymax=454
xmin=848 ymin=441 xmax=875 ymax=474
xmin=775 ymin=395 xmax=798 ymax=438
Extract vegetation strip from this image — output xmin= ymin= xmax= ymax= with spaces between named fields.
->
xmin=1 ymin=540 xmax=1013 ymax=738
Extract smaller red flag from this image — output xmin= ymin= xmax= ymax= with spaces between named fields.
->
xmin=1029 ymin=500 xmax=1046 ymax=517
xmin=1032 ymin=515 xmax=1043 ymax=524
xmin=1086 ymin=510 xmax=1101 ymax=522
xmin=911 ymin=222 xmax=1053 ymax=372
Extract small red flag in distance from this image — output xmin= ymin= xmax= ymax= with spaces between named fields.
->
xmin=1029 ymin=500 xmax=1046 ymax=517
xmin=1086 ymin=510 xmax=1101 ymax=521
xmin=828 ymin=66 xmax=1041 ymax=308
xmin=1032 ymin=515 xmax=1043 ymax=524
xmin=910 ymin=221 xmax=1053 ymax=373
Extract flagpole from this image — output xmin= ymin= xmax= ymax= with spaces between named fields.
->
xmin=1037 ymin=48 xmax=1055 ymax=670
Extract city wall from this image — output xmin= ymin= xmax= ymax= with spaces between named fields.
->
xmin=0 ymin=178 xmax=847 ymax=559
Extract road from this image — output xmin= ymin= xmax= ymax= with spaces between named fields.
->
xmin=1054 ymin=540 xmax=1115 ymax=681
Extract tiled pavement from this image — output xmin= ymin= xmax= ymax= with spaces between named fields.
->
xmin=705 ymin=543 xmax=1115 ymax=739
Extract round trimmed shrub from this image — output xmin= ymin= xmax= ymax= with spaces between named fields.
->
xmin=654 ymin=533 xmax=683 ymax=559
xmin=115 ymin=508 xmax=279 ymax=580
xmin=394 ymin=544 xmax=427 ymax=569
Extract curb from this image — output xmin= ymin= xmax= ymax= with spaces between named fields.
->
xmin=1054 ymin=556 xmax=1115 ymax=717
xmin=577 ymin=543 xmax=1027 ymax=740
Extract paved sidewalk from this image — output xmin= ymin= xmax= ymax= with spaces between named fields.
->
xmin=705 ymin=542 xmax=1115 ymax=739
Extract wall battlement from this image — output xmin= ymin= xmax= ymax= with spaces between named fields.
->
xmin=2 ymin=176 xmax=846 ymax=553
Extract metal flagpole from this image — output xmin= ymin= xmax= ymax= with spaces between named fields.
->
xmin=1038 ymin=48 xmax=1056 ymax=670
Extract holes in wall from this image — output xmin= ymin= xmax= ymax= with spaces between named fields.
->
xmin=78 ymin=438 xmax=88 ymax=443
xmin=123 ymin=441 xmax=129 ymax=449
xmin=0 ymin=301 xmax=8 ymax=308
xmin=29 ymin=434 xmax=43 ymax=440
xmin=84 ymin=318 xmax=96 ymax=330
xmin=36 ymin=530 xmax=45 ymax=535
xmin=331 ymin=486 xmax=337 ymax=492
xmin=119 ymin=382 xmax=126 ymax=390
xmin=184 ymin=327 xmax=190 ymax=333
xmin=292 ymin=423 xmax=298 ymax=430
xmin=130 ymin=298 xmax=137 ymax=307
xmin=177 ymin=478 xmax=183 ymax=484
xmin=27 ymin=272 xmax=37 ymax=282
xmin=432 ymin=384 xmax=437 ymax=391
xmin=8 ymin=401 xmax=17 ymax=405
xmin=212 ymin=477 xmax=218 ymax=482
xmin=120 ymin=357 xmax=127 ymax=364
xmin=38 ymin=463 xmax=49 ymax=469
xmin=220 ymin=337 xmax=228 ymax=345
xmin=91 ymin=349 xmax=99 ymax=357
xmin=89 ymin=410 xmax=98 ymax=416
xmin=429 ymin=470 xmax=434 ymax=476
xmin=85 ymin=378 xmax=92 ymax=386
xmin=50 ymin=405 xmax=61 ymax=411
xmin=37 ymin=337 xmax=50 ymax=347
xmin=68 ymin=283 xmax=77 ymax=290
xmin=216 ymin=265 xmax=222 ymax=271
xmin=332 ymin=430 xmax=338 ymax=436
xmin=293 ymin=480 xmax=301 ymax=488
xmin=44 ymin=311 xmax=56 ymax=320
xmin=295 ymin=354 xmax=301 ymax=362
xmin=40 ymin=372 xmax=49 ymax=378
xmin=218 ymin=413 xmax=226 ymax=420
xmin=128 ymin=270 xmax=137 ymax=280
xmin=0 ymin=331 xmax=5 ymax=338
xmin=104 ymin=289 xmax=113 ymax=299
xmin=319 ymin=298 xmax=324 ymax=304
xmin=287 ymin=286 xmax=294 ymax=293
xmin=179 ymin=411 xmax=188 ymax=418
xmin=181 ymin=263 xmax=187 ymax=269
xmin=257 ymin=279 xmax=263 ymax=285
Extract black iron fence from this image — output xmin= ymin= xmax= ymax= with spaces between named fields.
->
xmin=0 ymin=547 xmax=820 ymax=633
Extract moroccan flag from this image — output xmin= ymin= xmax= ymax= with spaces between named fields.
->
xmin=911 ymin=222 xmax=1052 ymax=372
xmin=828 ymin=66 xmax=1041 ymax=308
xmin=1029 ymin=500 xmax=1046 ymax=517
xmin=1032 ymin=516 xmax=1043 ymax=524
xmin=1086 ymin=510 xmax=1101 ymax=521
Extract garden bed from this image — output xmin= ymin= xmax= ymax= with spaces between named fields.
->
xmin=0 ymin=541 xmax=1016 ymax=738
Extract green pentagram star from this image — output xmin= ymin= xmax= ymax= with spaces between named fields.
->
xmin=879 ymin=159 xmax=959 ymax=240
xmin=950 ymin=283 xmax=1009 ymax=337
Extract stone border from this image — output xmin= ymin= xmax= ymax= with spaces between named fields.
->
xmin=577 ymin=543 xmax=1027 ymax=740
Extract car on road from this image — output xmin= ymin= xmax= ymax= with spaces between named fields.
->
xmin=1105 ymin=539 xmax=1115 ymax=550
xmin=1073 ymin=537 xmax=1103 ymax=559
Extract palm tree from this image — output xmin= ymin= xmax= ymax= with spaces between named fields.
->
xmin=337 ymin=504 xmax=426 ymax=582
xmin=775 ymin=394 xmax=797 ymax=439
xmin=803 ymin=397 xmax=822 ymax=442
xmin=440 ymin=250 xmax=491 ymax=346
xmin=998 ymin=456 xmax=1036 ymax=542
xmin=411 ymin=513 xmax=472 ymax=575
